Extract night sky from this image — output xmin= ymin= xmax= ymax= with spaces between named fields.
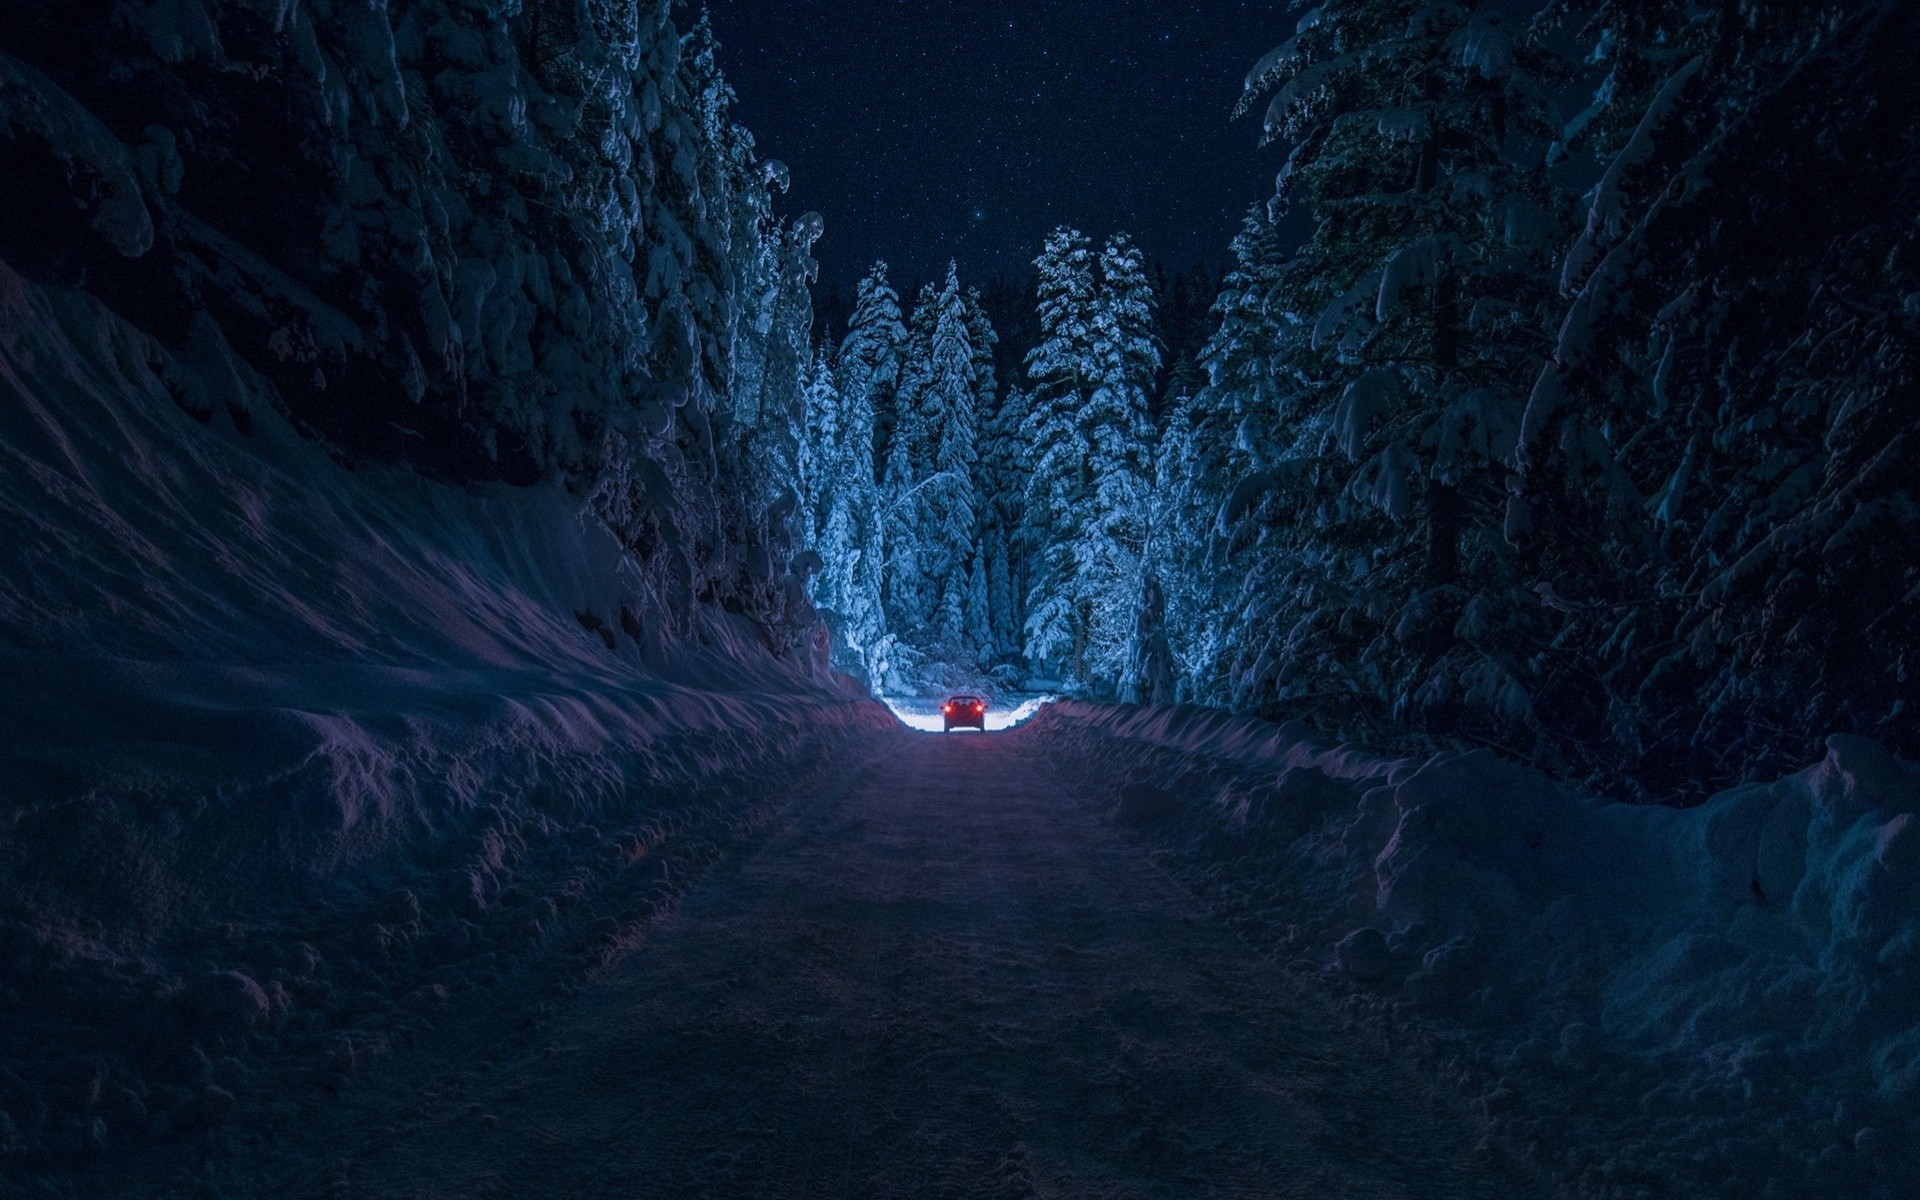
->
xmin=704 ymin=1 xmax=1288 ymax=294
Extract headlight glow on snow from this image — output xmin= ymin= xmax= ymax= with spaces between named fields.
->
xmin=882 ymin=695 xmax=1054 ymax=733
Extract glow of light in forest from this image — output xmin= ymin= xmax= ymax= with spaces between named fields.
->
xmin=881 ymin=694 xmax=1055 ymax=734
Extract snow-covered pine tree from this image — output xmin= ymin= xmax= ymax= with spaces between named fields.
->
xmin=1149 ymin=342 xmax=1238 ymax=704
xmin=964 ymin=543 xmax=993 ymax=657
xmin=883 ymin=283 xmax=940 ymax=634
xmin=1019 ymin=229 xmax=1162 ymax=693
xmin=808 ymin=347 xmax=887 ymax=679
xmin=1509 ymin=0 xmax=1919 ymax=795
xmin=798 ymin=341 xmax=851 ymax=630
xmin=584 ymin=4 xmax=821 ymax=652
xmin=1214 ymin=0 xmax=1567 ymax=740
xmin=757 ymin=214 xmax=823 ymax=543
xmin=826 ymin=263 xmax=906 ymax=677
xmin=927 ymin=264 xmax=981 ymax=644
xmin=840 ymin=264 xmax=908 ymax=487
xmin=1079 ymin=235 xmax=1161 ymax=689
xmin=982 ymin=384 xmax=1032 ymax=659
xmin=800 ymin=349 xmax=840 ymax=548
xmin=964 ymin=289 xmax=1001 ymax=426
xmin=963 ymin=288 xmax=1002 ymax=652
xmin=1021 ymin=228 xmax=1102 ymax=683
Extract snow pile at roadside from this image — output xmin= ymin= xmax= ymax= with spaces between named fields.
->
xmin=0 ymin=258 xmax=887 ymax=1176
xmin=1035 ymin=701 xmax=1920 ymax=1198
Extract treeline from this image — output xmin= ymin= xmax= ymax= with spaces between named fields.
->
xmin=798 ymin=233 xmax=1180 ymax=695
xmin=807 ymin=0 xmax=1919 ymax=799
xmin=1167 ymin=0 xmax=1920 ymax=799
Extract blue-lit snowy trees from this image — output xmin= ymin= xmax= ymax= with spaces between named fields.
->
xmin=1181 ymin=0 xmax=1567 ymax=737
xmin=1021 ymin=229 xmax=1162 ymax=692
xmin=1166 ymin=0 xmax=1920 ymax=795
xmin=802 ymin=260 xmax=1017 ymax=687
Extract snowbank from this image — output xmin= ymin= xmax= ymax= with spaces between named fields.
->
xmin=1033 ymin=701 xmax=1920 ymax=1198
xmin=0 ymin=258 xmax=887 ymax=1176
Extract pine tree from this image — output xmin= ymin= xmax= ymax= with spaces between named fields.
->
xmin=982 ymin=384 xmax=1031 ymax=658
xmin=964 ymin=543 xmax=993 ymax=656
xmin=840 ymin=264 xmax=907 ymax=487
xmin=1079 ymin=235 xmax=1161 ymax=689
xmin=927 ymin=264 xmax=980 ymax=643
xmin=1210 ymin=0 xmax=1567 ymax=735
xmin=882 ymin=283 xmax=940 ymax=633
xmin=964 ymin=287 xmax=1001 ymax=445
xmin=960 ymin=287 xmax=1003 ymax=653
xmin=1021 ymin=229 xmax=1101 ymax=681
xmin=1019 ymin=229 xmax=1161 ymax=692
xmin=799 ymin=349 xmax=839 ymax=548
xmin=1507 ymin=0 xmax=1919 ymax=794
xmin=830 ymin=264 xmax=906 ymax=673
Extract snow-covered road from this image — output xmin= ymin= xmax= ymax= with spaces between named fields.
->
xmin=197 ymin=722 xmax=1539 ymax=1199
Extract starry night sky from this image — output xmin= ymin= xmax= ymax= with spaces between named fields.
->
xmin=704 ymin=1 xmax=1289 ymax=294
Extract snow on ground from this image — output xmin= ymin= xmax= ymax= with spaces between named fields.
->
xmin=879 ymin=692 xmax=1055 ymax=733
xmin=72 ymin=718 xmax=1548 ymax=1200
xmin=0 ymin=258 xmax=890 ymax=1181
xmin=1028 ymin=701 xmax=1920 ymax=1199
xmin=4 ymin=251 xmax=1912 ymax=1198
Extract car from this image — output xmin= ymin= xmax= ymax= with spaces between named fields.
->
xmin=942 ymin=694 xmax=987 ymax=732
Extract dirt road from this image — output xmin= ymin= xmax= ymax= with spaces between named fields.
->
xmin=235 ymin=725 xmax=1541 ymax=1199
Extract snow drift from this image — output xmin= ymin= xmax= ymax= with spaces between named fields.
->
xmin=0 ymin=0 xmax=861 ymax=1181
xmin=0 ymin=256 xmax=886 ymax=1175
xmin=1036 ymin=701 xmax=1920 ymax=1199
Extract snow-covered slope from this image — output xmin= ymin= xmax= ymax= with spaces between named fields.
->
xmin=1035 ymin=701 xmax=1920 ymax=1199
xmin=0 ymin=257 xmax=886 ymax=1172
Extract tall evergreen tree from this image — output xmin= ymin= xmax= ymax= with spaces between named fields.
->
xmin=1207 ymin=0 xmax=1566 ymax=734
xmin=792 ymin=264 xmax=904 ymax=677
xmin=1079 ymin=235 xmax=1161 ymax=687
xmin=833 ymin=266 xmax=906 ymax=675
xmin=1152 ymin=209 xmax=1292 ymax=705
xmin=1021 ymin=228 xmax=1102 ymax=680
xmin=982 ymin=384 xmax=1032 ymax=658
xmin=882 ymin=283 xmax=940 ymax=632
xmin=1020 ymin=228 xmax=1162 ymax=691
xmin=839 ymin=263 xmax=907 ymax=486
xmin=1508 ymin=0 xmax=1919 ymax=793
xmin=927 ymin=264 xmax=981 ymax=642
xmin=963 ymin=289 xmax=1004 ymax=652
xmin=799 ymin=349 xmax=839 ymax=547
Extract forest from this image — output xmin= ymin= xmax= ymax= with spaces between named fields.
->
xmin=4 ymin=1 xmax=1920 ymax=1195
xmin=4 ymin=0 xmax=1907 ymax=803
xmin=796 ymin=1 xmax=1919 ymax=801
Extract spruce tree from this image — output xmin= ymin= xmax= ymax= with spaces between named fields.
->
xmin=1216 ymin=0 xmax=1566 ymax=734
xmin=928 ymin=264 xmax=981 ymax=643
xmin=883 ymin=283 xmax=940 ymax=633
xmin=1019 ymin=229 xmax=1161 ymax=692
xmin=800 ymin=349 xmax=839 ymax=549
xmin=983 ymin=384 xmax=1032 ymax=659
xmin=961 ymin=287 xmax=1003 ymax=653
xmin=1079 ymin=235 xmax=1161 ymax=688
xmin=823 ymin=263 xmax=905 ymax=676
xmin=1510 ymin=0 xmax=1920 ymax=793
xmin=841 ymin=264 xmax=907 ymax=487
xmin=1021 ymin=229 xmax=1101 ymax=681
